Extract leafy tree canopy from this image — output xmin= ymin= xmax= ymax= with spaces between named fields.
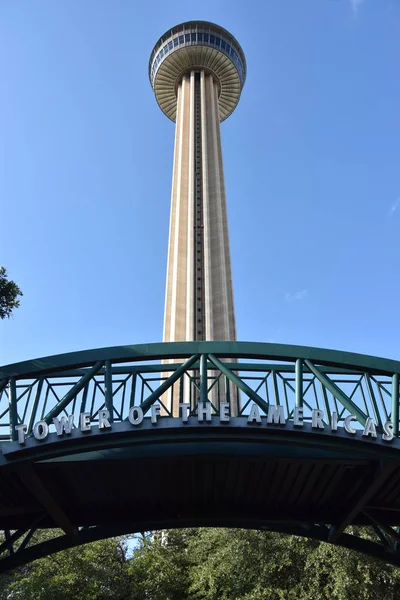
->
xmin=2 ymin=527 xmax=400 ymax=600
xmin=0 ymin=267 xmax=22 ymax=319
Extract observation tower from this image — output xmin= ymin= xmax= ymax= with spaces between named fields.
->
xmin=1 ymin=24 xmax=400 ymax=573
xmin=149 ymin=21 xmax=246 ymax=349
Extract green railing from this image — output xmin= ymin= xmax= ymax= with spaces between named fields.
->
xmin=0 ymin=341 xmax=399 ymax=442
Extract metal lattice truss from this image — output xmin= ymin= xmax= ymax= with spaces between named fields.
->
xmin=0 ymin=341 xmax=399 ymax=571
xmin=0 ymin=343 xmax=399 ymax=437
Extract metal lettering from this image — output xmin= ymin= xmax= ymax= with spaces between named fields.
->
xmin=344 ymin=415 xmax=357 ymax=435
xmin=198 ymin=402 xmax=212 ymax=423
xmin=362 ymin=417 xmax=377 ymax=439
xmin=382 ymin=421 xmax=394 ymax=442
xmin=53 ymin=415 xmax=74 ymax=436
xmin=179 ymin=403 xmax=190 ymax=423
xmin=33 ymin=421 xmax=49 ymax=441
xmin=129 ymin=406 xmax=143 ymax=426
xmin=312 ymin=409 xmax=324 ymax=430
xmin=267 ymin=404 xmax=285 ymax=425
xmin=293 ymin=407 xmax=303 ymax=427
xmin=80 ymin=413 xmax=91 ymax=432
xmin=247 ymin=404 xmax=261 ymax=424
xmin=15 ymin=424 xmax=27 ymax=445
xmin=17 ymin=407 xmax=396 ymax=447
xmin=98 ymin=409 xmax=111 ymax=429
xmin=151 ymin=405 xmax=161 ymax=424
xmin=331 ymin=411 xmax=338 ymax=432
xmin=220 ymin=402 xmax=230 ymax=423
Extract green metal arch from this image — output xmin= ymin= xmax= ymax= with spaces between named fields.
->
xmin=1 ymin=341 xmax=400 ymax=572
xmin=0 ymin=519 xmax=399 ymax=574
xmin=2 ymin=341 xmax=400 ymax=379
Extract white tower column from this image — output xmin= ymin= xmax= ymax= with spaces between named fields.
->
xmin=163 ymin=70 xmax=236 ymax=345
xmin=150 ymin=21 xmax=246 ymax=416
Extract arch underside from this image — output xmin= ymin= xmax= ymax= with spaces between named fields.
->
xmin=1 ymin=517 xmax=400 ymax=574
xmin=0 ymin=430 xmax=400 ymax=573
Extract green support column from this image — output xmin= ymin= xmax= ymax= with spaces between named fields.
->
xmin=28 ymin=378 xmax=44 ymax=434
xmin=129 ymin=373 xmax=137 ymax=409
xmin=364 ymin=374 xmax=382 ymax=428
xmin=104 ymin=360 xmax=113 ymax=423
xmin=179 ymin=373 xmax=184 ymax=407
xmin=392 ymin=373 xmax=399 ymax=436
xmin=225 ymin=373 xmax=231 ymax=408
xmin=9 ymin=378 xmax=18 ymax=442
xmin=200 ymin=354 xmax=208 ymax=406
xmin=295 ymin=359 xmax=303 ymax=408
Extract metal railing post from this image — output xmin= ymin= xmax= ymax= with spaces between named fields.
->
xmin=200 ymin=354 xmax=208 ymax=406
xmin=104 ymin=360 xmax=113 ymax=423
xmin=9 ymin=378 xmax=18 ymax=442
xmin=392 ymin=373 xmax=399 ymax=436
xmin=295 ymin=359 xmax=303 ymax=408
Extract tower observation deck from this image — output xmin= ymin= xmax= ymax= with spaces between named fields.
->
xmin=149 ymin=21 xmax=246 ymax=351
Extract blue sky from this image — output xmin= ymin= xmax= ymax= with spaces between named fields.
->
xmin=1 ymin=0 xmax=399 ymax=366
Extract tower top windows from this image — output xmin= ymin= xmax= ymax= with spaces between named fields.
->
xmin=149 ymin=21 xmax=246 ymax=122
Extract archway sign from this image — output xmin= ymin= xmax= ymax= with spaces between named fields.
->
xmin=0 ymin=341 xmax=400 ymax=572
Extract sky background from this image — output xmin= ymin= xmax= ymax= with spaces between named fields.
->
xmin=0 ymin=0 xmax=399 ymax=366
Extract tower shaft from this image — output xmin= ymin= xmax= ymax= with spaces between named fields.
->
xmin=163 ymin=70 xmax=236 ymax=344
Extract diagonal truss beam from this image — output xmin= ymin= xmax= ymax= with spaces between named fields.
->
xmin=43 ymin=361 xmax=104 ymax=424
xmin=364 ymin=509 xmax=400 ymax=548
xmin=140 ymin=354 xmax=200 ymax=414
xmin=329 ymin=462 xmax=397 ymax=543
xmin=0 ymin=379 xmax=8 ymax=396
xmin=0 ymin=515 xmax=44 ymax=557
xmin=0 ymin=528 xmax=30 ymax=556
xmin=16 ymin=467 xmax=77 ymax=538
xmin=304 ymin=359 xmax=368 ymax=426
xmin=372 ymin=524 xmax=391 ymax=548
xmin=208 ymin=354 xmax=269 ymax=415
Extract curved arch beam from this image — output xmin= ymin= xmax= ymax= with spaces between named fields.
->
xmin=0 ymin=519 xmax=399 ymax=574
xmin=2 ymin=341 xmax=400 ymax=380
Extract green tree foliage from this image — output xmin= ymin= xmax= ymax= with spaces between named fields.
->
xmin=0 ymin=267 xmax=23 ymax=319
xmin=1 ymin=535 xmax=132 ymax=600
xmin=126 ymin=530 xmax=191 ymax=599
xmin=185 ymin=528 xmax=400 ymax=600
xmin=2 ymin=528 xmax=400 ymax=599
